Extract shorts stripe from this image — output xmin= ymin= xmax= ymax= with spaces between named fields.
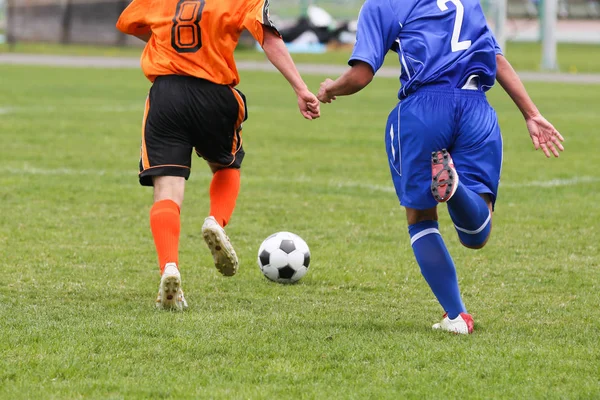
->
xmin=230 ymin=87 xmax=245 ymax=155
xmin=231 ymin=88 xmax=245 ymax=126
xmin=139 ymin=164 xmax=191 ymax=172
xmin=396 ymin=102 xmax=402 ymax=176
xmin=140 ymin=96 xmax=151 ymax=170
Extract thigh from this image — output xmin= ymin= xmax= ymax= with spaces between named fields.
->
xmin=452 ymin=97 xmax=503 ymax=208
xmin=385 ymin=93 xmax=455 ymax=210
xmin=191 ymin=85 xmax=247 ymax=169
xmin=140 ymin=79 xmax=195 ymax=187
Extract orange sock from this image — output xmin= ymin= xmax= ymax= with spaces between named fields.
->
xmin=209 ymin=168 xmax=241 ymax=227
xmin=150 ymin=199 xmax=180 ymax=274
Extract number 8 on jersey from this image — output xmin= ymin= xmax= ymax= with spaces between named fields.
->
xmin=171 ymin=0 xmax=205 ymax=53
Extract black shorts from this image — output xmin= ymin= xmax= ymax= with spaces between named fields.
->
xmin=139 ymin=75 xmax=247 ymax=186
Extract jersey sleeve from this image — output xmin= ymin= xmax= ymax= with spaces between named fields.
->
xmin=116 ymin=0 xmax=151 ymax=36
xmin=349 ymin=0 xmax=400 ymax=73
xmin=241 ymin=0 xmax=280 ymax=45
xmin=491 ymin=34 xmax=503 ymax=56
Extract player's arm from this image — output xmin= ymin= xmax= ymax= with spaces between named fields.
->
xmin=260 ymin=27 xmax=320 ymax=120
xmin=317 ymin=0 xmax=399 ymax=103
xmin=317 ymin=62 xmax=374 ymax=103
xmin=496 ymin=54 xmax=539 ymax=119
xmin=496 ymin=54 xmax=565 ymax=158
xmin=261 ymin=27 xmax=313 ymax=101
xmin=243 ymin=0 xmax=319 ymax=120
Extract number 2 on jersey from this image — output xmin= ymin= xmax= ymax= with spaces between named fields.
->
xmin=437 ymin=0 xmax=472 ymax=52
xmin=171 ymin=0 xmax=205 ymax=53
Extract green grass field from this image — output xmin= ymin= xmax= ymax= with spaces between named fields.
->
xmin=0 ymin=63 xmax=599 ymax=399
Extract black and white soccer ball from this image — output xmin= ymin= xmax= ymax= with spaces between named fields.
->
xmin=257 ymin=232 xmax=311 ymax=284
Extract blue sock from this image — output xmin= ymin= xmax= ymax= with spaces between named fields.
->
xmin=409 ymin=221 xmax=466 ymax=319
xmin=447 ymin=182 xmax=492 ymax=248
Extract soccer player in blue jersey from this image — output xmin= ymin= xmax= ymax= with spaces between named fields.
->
xmin=317 ymin=0 xmax=564 ymax=334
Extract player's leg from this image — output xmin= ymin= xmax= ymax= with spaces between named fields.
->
xmin=201 ymin=163 xmax=241 ymax=277
xmin=438 ymin=92 xmax=503 ymax=250
xmin=140 ymin=76 xmax=196 ymax=310
xmin=407 ymin=205 xmax=475 ymax=334
xmin=207 ymin=162 xmax=241 ymax=229
xmin=406 ymin=207 xmax=465 ymax=316
xmin=194 ymin=84 xmax=247 ymax=277
xmin=386 ymin=93 xmax=473 ymax=334
xmin=407 ymin=205 xmax=474 ymax=333
xmin=151 ymin=176 xmax=185 ymax=273
xmin=431 ymin=149 xmax=493 ymax=249
xmin=151 ymin=176 xmax=188 ymax=310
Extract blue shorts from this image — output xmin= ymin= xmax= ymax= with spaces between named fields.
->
xmin=385 ymin=87 xmax=503 ymax=210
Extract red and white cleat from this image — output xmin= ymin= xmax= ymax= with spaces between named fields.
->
xmin=432 ymin=312 xmax=474 ymax=334
xmin=431 ymin=149 xmax=459 ymax=202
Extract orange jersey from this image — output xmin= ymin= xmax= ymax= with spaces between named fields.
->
xmin=116 ymin=0 xmax=277 ymax=85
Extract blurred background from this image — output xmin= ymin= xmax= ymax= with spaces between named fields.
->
xmin=0 ymin=0 xmax=599 ymax=71
xmin=1 ymin=0 xmax=599 ymax=44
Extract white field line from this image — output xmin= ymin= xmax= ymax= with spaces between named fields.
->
xmin=0 ymin=107 xmax=16 ymax=114
xmin=0 ymin=105 xmax=143 ymax=114
xmin=1 ymin=166 xmax=132 ymax=177
xmin=1 ymin=54 xmax=600 ymax=84
xmin=2 ymin=165 xmax=598 ymax=191
xmin=500 ymin=176 xmax=600 ymax=188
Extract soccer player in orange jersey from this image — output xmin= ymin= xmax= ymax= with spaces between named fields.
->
xmin=117 ymin=0 xmax=320 ymax=311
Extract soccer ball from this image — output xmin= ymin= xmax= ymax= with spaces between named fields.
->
xmin=257 ymin=232 xmax=311 ymax=284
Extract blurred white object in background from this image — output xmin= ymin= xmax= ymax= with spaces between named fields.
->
xmin=307 ymin=5 xmax=334 ymax=28
xmin=291 ymin=30 xmax=320 ymax=45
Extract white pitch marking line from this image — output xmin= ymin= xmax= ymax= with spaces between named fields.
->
xmin=1 ymin=165 xmax=597 ymax=191
xmin=2 ymin=54 xmax=600 ymax=84
xmin=0 ymin=105 xmax=142 ymax=114
xmin=500 ymin=176 xmax=600 ymax=188
xmin=1 ymin=166 xmax=129 ymax=177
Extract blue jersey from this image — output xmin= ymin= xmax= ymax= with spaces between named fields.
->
xmin=350 ymin=0 xmax=502 ymax=99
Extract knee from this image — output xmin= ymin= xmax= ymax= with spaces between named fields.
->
xmin=457 ymin=224 xmax=492 ymax=249
xmin=209 ymin=162 xmax=241 ymax=175
xmin=406 ymin=207 xmax=438 ymax=226
xmin=460 ymin=235 xmax=490 ymax=249
xmin=153 ymin=176 xmax=185 ymax=207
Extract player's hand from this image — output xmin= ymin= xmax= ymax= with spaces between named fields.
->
xmin=526 ymin=114 xmax=565 ymax=158
xmin=297 ymin=90 xmax=320 ymax=120
xmin=318 ymin=79 xmax=337 ymax=103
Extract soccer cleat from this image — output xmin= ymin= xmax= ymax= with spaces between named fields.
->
xmin=432 ymin=312 xmax=474 ymax=334
xmin=202 ymin=216 xmax=239 ymax=277
xmin=431 ymin=149 xmax=459 ymax=202
xmin=156 ymin=263 xmax=188 ymax=311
